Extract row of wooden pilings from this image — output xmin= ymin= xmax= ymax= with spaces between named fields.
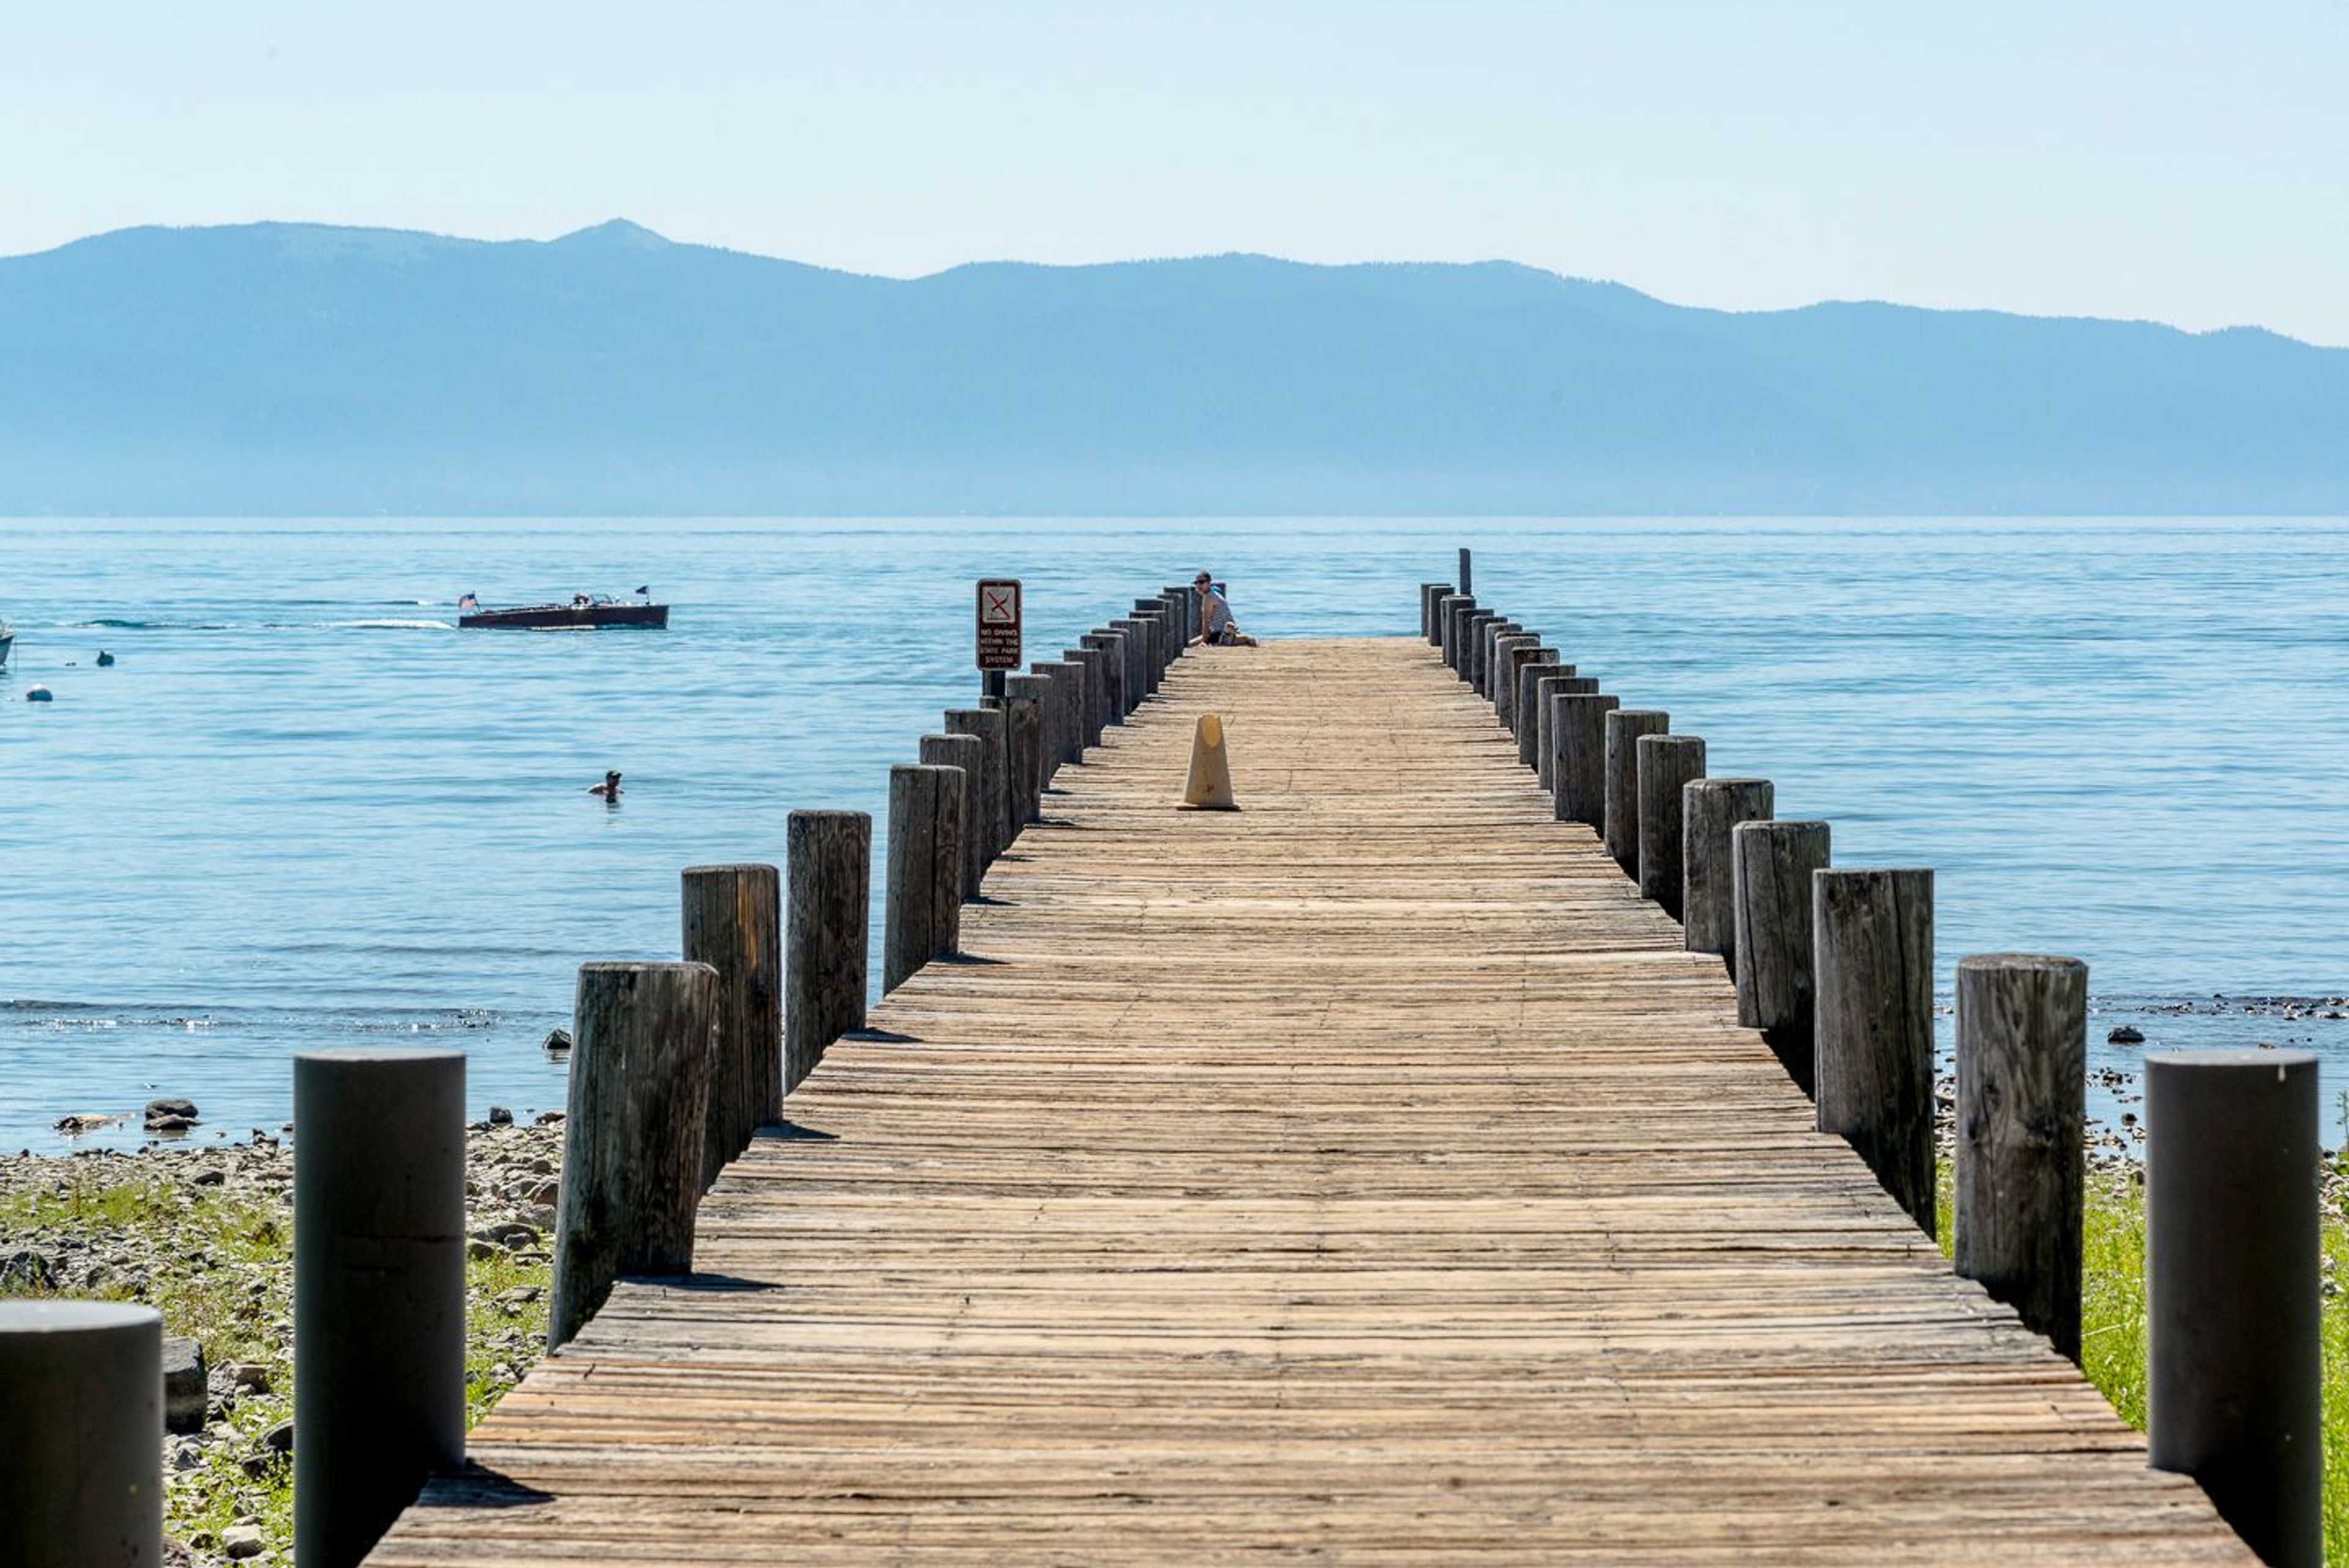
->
xmin=1419 ymin=573 xmax=2321 ymax=1568
xmin=0 ymin=582 xmax=1202 ymax=1568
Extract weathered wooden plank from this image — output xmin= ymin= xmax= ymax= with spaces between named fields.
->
xmin=373 ymin=638 xmax=2253 ymax=1567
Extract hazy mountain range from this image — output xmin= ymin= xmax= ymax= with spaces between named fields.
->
xmin=3 ymin=218 xmax=2343 ymax=515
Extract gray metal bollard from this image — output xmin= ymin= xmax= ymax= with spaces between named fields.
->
xmin=294 ymin=1048 xmax=466 ymax=1568
xmin=2148 ymin=1049 xmax=2321 ymax=1568
xmin=0 ymin=1301 xmax=161 ymax=1568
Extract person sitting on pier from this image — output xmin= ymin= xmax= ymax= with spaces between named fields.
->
xmin=1190 ymin=571 xmax=1258 ymax=647
xmin=587 ymin=770 xmax=623 ymax=800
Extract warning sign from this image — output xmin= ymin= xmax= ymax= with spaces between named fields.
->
xmin=976 ymin=578 xmax=1022 ymax=671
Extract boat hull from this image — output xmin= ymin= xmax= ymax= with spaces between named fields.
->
xmin=459 ymin=604 xmax=669 ymax=630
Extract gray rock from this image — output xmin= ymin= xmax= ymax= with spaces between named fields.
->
xmin=220 ymin=1523 xmax=266 ymax=1559
xmin=163 ymin=1337 xmax=208 ymax=1434
xmin=229 ymin=1360 xmax=271 ymax=1394
xmin=2107 ymin=1024 xmax=2147 ymax=1044
xmin=486 ymin=1105 xmax=514 ymax=1126
xmin=24 ymin=685 xmax=53 ymax=703
xmin=542 ymin=1027 xmax=574 ymax=1053
xmin=1 ymin=1249 xmax=56 ymax=1290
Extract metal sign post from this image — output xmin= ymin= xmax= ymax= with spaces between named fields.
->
xmin=977 ymin=579 xmax=1022 ymax=701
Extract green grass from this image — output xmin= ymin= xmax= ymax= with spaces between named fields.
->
xmin=1937 ymin=1159 xmax=2349 ymax=1564
xmin=4 ymin=1165 xmax=549 ymax=1559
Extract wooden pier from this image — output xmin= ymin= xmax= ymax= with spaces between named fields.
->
xmin=369 ymin=636 xmax=2255 ymax=1566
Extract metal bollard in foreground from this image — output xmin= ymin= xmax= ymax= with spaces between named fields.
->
xmin=0 ymin=1299 xmax=162 ymax=1568
xmin=2147 ymin=1049 xmax=2321 ymax=1568
xmin=294 ymin=1047 xmax=466 ymax=1568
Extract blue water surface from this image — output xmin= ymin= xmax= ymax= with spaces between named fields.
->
xmin=3 ymin=516 xmax=2345 ymax=1148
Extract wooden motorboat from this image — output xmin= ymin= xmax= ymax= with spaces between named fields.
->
xmin=458 ymin=595 xmax=667 ymax=631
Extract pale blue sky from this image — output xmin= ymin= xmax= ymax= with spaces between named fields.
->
xmin=4 ymin=2 xmax=2345 ymax=342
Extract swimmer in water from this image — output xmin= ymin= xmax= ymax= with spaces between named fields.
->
xmin=588 ymin=770 xmax=623 ymax=800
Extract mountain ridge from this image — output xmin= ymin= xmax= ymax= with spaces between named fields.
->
xmin=2 ymin=220 xmax=2342 ymax=515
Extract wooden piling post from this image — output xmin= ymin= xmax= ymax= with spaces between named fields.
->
xmin=1031 ymin=659 xmax=1085 ymax=773
xmin=1459 ymin=611 xmax=1497 ymax=682
xmin=944 ymin=707 xmax=1009 ymax=866
xmin=549 ymin=960 xmax=718 ymax=1350
xmin=1475 ymin=620 xmax=1512 ymax=700
xmin=1001 ymin=674 xmax=1049 ymax=829
xmin=1080 ymin=630 xmax=1127 ymax=724
xmin=1953 ymin=954 xmax=2086 ymax=1361
xmin=1683 ymin=778 xmax=1773 ymax=966
xmin=2147 ymin=1049 xmax=2321 ymax=1568
xmin=681 ymin=862 xmax=782 ymax=1188
xmin=1436 ymin=595 xmax=1473 ymax=667
xmin=1110 ymin=619 xmax=1152 ymax=712
xmin=1130 ymin=603 xmax=1169 ymax=688
xmin=1457 ymin=546 xmax=1473 ymax=597
xmin=1512 ymin=650 xmax=1562 ymax=762
xmin=1444 ymin=597 xmax=1479 ymax=671
xmin=1420 ymin=583 xmax=1453 ymax=643
xmin=1466 ymin=620 xmax=1503 ymax=691
xmin=1063 ymin=647 xmax=1108 ymax=749
xmin=1490 ymin=634 xmax=1540 ymax=721
xmin=1635 ymin=735 xmax=1706 ymax=916
xmin=1490 ymin=633 xmax=1538 ymax=714
xmin=919 ymin=733 xmax=986 ymax=901
xmin=1160 ymin=588 xmax=1192 ymax=649
xmin=1601 ymin=709 xmax=1669 ymax=874
xmin=1813 ymin=868 xmax=1936 ymax=1236
xmin=1731 ymin=819 xmax=1832 ymax=1093
xmin=784 ymin=809 xmax=868 ymax=1093
xmin=1550 ymin=691 xmax=1619 ymax=826
xmin=883 ymin=762 xmax=964 ymax=992
xmin=1500 ymin=637 xmax=1549 ymax=721
xmin=1052 ymin=657 xmax=1091 ymax=762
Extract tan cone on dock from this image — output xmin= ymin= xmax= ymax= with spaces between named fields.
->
xmin=1181 ymin=713 xmax=1238 ymax=810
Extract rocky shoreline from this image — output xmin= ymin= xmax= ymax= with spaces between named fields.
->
xmin=1 ymin=1113 xmax=563 ymax=1567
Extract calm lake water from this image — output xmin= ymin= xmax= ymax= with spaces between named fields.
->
xmin=4 ymin=517 xmax=2346 ymax=1149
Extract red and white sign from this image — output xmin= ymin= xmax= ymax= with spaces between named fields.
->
xmin=976 ymin=578 xmax=1022 ymax=671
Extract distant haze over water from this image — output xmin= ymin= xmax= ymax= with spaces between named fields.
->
xmin=3 ymin=516 xmax=2345 ymax=1147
